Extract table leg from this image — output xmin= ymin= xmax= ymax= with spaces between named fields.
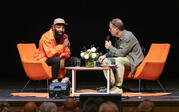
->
xmin=74 ymin=70 xmax=76 ymax=93
xmin=107 ymin=69 xmax=111 ymax=94
xmin=72 ymin=70 xmax=76 ymax=95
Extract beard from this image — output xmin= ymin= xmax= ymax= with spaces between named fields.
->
xmin=54 ymin=29 xmax=64 ymax=39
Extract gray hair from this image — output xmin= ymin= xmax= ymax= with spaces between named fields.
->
xmin=110 ymin=18 xmax=124 ymax=30
xmin=39 ymin=102 xmax=57 ymax=112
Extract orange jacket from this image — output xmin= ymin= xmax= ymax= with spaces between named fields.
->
xmin=33 ymin=28 xmax=71 ymax=78
xmin=34 ymin=28 xmax=71 ymax=61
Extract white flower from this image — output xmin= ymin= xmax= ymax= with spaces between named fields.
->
xmin=87 ymin=49 xmax=91 ymax=52
xmin=84 ymin=54 xmax=89 ymax=59
xmin=91 ymin=47 xmax=96 ymax=52
xmin=80 ymin=52 xmax=85 ymax=58
xmin=91 ymin=53 xmax=97 ymax=59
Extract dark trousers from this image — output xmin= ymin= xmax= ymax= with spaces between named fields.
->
xmin=46 ymin=56 xmax=80 ymax=80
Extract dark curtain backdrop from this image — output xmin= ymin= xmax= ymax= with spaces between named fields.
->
xmin=2 ymin=0 xmax=178 ymax=81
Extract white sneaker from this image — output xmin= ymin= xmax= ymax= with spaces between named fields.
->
xmin=52 ymin=79 xmax=59 ymax=83
xmin=61 ymin=77 xmax=70 ymax=83
xmin=110 ymin=86 xmax=123 ymax=94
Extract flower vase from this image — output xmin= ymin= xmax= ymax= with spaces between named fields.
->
xmin=85 ymin=59 xmax=94 ymax=67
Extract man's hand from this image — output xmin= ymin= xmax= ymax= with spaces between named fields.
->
xmin=105 ymin=40 xmax=112 ymax=49
xmin=63 ymin=39 xmax=70 ymax=47
xmin=98 ymin=55 xmax=106 ymax=63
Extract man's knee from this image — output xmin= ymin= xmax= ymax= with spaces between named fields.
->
xmin=102 ymin=58 xmax=114 ymax=65
xmin=115 ymin=57 xmax=126 ymax=65
xmin=50 ymin=56 xmax=60 ymax=65
xmin=50 ymin=56 xmax=61 ymax=64
xmin=46 ymin=56 xmax=61 ymax=66
xmin=102 ymin=58 xmax=110 ymax=64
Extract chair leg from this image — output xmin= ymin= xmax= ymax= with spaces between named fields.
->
xmin=138 ymin=79 xmax=165 ymax=92
xmin=139 ymin=79 xmax=141 ymax=92
xmin=21 ymin=79 xmax=49 ymax=92
xmin=156 ymin=80 xmax=166 ymax=92
xmin=22 ymin=80 xmax=31 ymax=91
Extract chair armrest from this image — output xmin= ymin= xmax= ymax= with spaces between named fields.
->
xmin=143 ymin=59 xmax=165 ymax=63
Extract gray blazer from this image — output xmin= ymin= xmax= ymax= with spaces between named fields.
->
xmin=105 ymin=30 xmax=144 ymax=76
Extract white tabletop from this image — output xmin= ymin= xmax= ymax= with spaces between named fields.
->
xmin=65 ymin=66 xmax=111 ymax=70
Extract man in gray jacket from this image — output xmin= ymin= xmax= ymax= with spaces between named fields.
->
xmin=98 ymin=18 xmax=144 ymax=93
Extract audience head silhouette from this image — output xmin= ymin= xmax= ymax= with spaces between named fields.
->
xmin=39 ymin=102 xmax=57 ymax=112
xmin=24 ymin=101 xmax=38 ymax=112
xmin=136 ymin=99 xmax=154 ymax=112
xmin=99 ymin=101 xmax=119 ymax=112
xmin=0 ymin=101 xmax=11 ymax=112
xmin=63 ymin=97 xmax=78 ymax=112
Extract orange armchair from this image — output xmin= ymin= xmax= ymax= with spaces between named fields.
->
xmin=124 ymin=43 xmax=171 ymax=92
xmin=17 ymin=43 xmax=65 ymax=90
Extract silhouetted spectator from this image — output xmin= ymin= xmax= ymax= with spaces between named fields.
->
xmin=136 ymin=99 xmax=154 ymax=112
xmin=99 ymin=101 xmax=119 ymax=112
xmin=23 ymin=101 xmax=38 ymax=112
xmin=39 ymin=102 xmax=57 ymax=112
xmin=81 ymin=97 xmax=104 ymax=112
xmin=59 ymin=97 xmax=78 ymax=112
xmin=75 ymin=106 xmax=79 ymax=112
xmin=0 ymin=101 xmax=11 ymax=112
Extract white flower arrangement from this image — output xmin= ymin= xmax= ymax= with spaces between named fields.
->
xmin=80 ymin=46 xmax=100 ymax=60
xmin=80 ymin=45 xmax=102 ymax=67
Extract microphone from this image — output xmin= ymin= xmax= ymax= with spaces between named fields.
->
xmin=63 ymin=35 xmax=67 ymax=39
xmin=106 ymin=35 xmax=110 ymax=52
xmin=106 ymin=35 xmax=110 ymax=41
xmin=63 ymin=35 xmax=70 ymax=49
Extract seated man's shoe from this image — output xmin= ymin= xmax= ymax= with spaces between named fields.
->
xmin=61 ymin=77 xmax=70 ymax=83
xmin=52 ymin=79 xmax=59 ymax=83
xmin=110 ymin=86 xmax=123 ymax=94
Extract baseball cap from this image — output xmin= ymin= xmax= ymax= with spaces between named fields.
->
xmin=53 ymin=18 xmax=67 ymax=25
